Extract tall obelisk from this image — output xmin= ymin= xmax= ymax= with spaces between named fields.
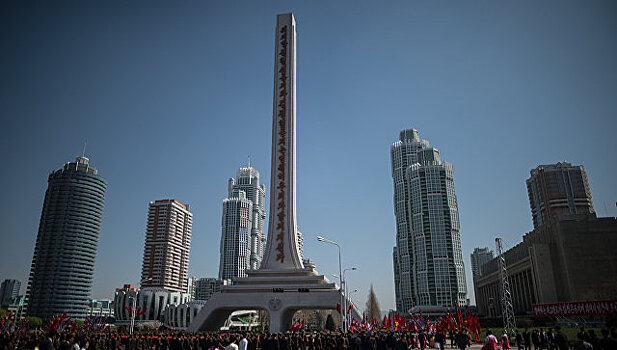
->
xmin=260 ymin=13 xmax=304 ymax=270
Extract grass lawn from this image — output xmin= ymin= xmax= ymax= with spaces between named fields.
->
xmin=478 ymin=327 xmax=604 ymax=346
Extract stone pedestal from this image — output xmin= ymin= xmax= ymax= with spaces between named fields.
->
xmin=188 ymin=268 xmax=360 ymax=333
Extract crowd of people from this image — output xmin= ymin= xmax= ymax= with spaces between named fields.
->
xmin=0 ymin=327 xmax=473 ymax=350
xmin=482 ymin=327 xmax=617 ymax=350
xmin=1 ymin=326 xmax=616 ymax=350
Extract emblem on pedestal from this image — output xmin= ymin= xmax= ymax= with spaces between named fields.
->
xmin=268 ymin=297 xmax=282 ymax=311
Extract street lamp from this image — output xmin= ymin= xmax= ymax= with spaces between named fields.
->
xmin=343 ymin=267 xmax=357 ymax=330
xmin=128 ymin=295 xmax=138 ymax=335
xmin=317 ymin=235 xmax=344 ymax=331
xmin=345 ymin=288 xmax=358 ymax=329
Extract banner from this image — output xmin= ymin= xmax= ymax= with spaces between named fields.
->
xmin=533 ymin=300 xmax=617 ymax=316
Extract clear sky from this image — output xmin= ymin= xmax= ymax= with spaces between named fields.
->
xmin=1 ymin=1 xmax=616 ymax=311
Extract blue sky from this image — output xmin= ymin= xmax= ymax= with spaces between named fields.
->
xmin=1 ymin=1 xmax=616 ymax=311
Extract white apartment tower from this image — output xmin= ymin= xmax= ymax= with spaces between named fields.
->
xmin=141 ymin=199 xmax=193 ymax=293
xmin=391 ymin=129 xmax=467 ymax=312
xmin=219 ymin=166 xmax=266 ymax=281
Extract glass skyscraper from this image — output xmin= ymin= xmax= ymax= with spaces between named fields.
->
xmin=27 ymin=156 xmax=106 ymax=320
xmin=219 ymin=165 xmax=266 ymax=281
xmin=470 ymin=247 xmax=494 ymax=278
xmin=391 ymin=129 xmax=467 ymax=311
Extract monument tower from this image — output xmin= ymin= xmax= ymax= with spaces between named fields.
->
xmin=189 ymin=13 xmax=359 ymax=333
xmin=261 ymin=12 xmax=303 ymax=270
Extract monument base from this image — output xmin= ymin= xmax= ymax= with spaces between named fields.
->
xmin=187 ymin=268 xmax=360 ymax=333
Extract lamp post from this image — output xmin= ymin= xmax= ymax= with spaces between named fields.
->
xmin=347 ymin=289 xmax=358 ymax=329
xmin=343 ymin=267 xmax=357 ymax=330
xmin=128 ymin=294 xmax=138 ymax=335
xmin=317 ymin=235 xmax=344 ymax=331
xmin=129 ymin=277 xmax=153 ymax=335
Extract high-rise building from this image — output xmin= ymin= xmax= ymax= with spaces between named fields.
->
xmin=187 ymin=276 xmax=197 ymax=301
xmin=194 ymin=278 xmax=223 ymax=301
xmin=219 ymin=166 xmax=266 ymax=281
xmin=140 ymin=199 xmax=193 ymax=293
xmin=0 ymin=279 xmax=21 ymax=307
xmin=470 ymin=247 xmax=494 ymax=278
xmin=27 ymin=156 xmax=106 ymax=320
xmin=526 ymin=162 xmax=594 ymax=229
xmin=391 ymin=129 xmax=467 ymax=311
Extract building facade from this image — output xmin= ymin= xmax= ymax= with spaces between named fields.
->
xmin=27 ymin=156 xmax=106 ymax=320
xmin=87 ymin=298 xmax=113 ymax=317
xmin=165 ymin=300 xmax=208 ymax=329
xmin=0 ymin=279 xmax=21 ymax=308
xmin=194 ymin=278 xmax=223 ymax=302
xmin=140 ymin=199 xmax=193 ymax=293
xmin=391 ymin=129 xmax=467 ymax=312
xmin=219 ymin=166 xmax=266 ymax=281
xmin=113 ymin=284 xmax=190 ymax=323
xmin=474 ymin=214 xmax=617 ymax=316
xmin=526 ymin=162 xmax=594 ymax=229
xmin=470 ymin=248 xmax=494 ymax=278
xmin=6 ymin=295 xmax=26 ymax=320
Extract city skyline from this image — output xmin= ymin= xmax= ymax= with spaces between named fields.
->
xmin=1 ymin=1 xmax=616 ymax=310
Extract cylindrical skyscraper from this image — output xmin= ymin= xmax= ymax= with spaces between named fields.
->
xmin=27 ymin=156 xmax=106 ymax=320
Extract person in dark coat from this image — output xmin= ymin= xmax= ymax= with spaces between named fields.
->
xmin=555 ymin=327 xmax=569 ymax=350
xmin=419 ymin=331 xmax=427 ymax=350
xmin=524 ymin=330 xmax=532 ymax=350
xmin=456 ymin=330 xmax=469 ymax=350
xmin=516 ymin=330 xmax=523 ymax=350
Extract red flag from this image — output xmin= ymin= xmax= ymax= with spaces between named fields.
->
xmin=347 ymin=303 xmax=353 ymax=316
xmin=136 ymin=307 xmax=147 ymax=317
xmin=336 ymin=303 xmax=341 ymax=314
xmin=455 ymin=305 xmax=463 ymax=329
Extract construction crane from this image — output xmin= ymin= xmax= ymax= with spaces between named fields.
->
xmin=496 ymin=237 xmax=517 ymax=336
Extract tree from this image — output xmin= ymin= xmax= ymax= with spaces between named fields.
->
xmin=325 ymin=314 xmax=336 ymax=331
xmin=25 ymin=316 xmax=42 ymax=329
xmin=259 ymin=309 xmax=269 ymax=331
xmin=365 ymin=284 xmax=381 ymax=324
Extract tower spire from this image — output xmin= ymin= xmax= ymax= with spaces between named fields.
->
xmin=248 ymin=155 xmax=251 ymax=168
xmin=82 ymin=140 xmax=87 ymax=158
xmin=261 ymin=13 xmax=302 ymax=270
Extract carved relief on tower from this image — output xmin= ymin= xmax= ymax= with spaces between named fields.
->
xmin=274 ymin=25 xmax=288 ymax=263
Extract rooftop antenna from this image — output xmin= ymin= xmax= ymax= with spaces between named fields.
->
xmin=82 ymin=140 xmax=87 ymax=158
xmin=247 ymin=155 xmax=251 ymax=168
